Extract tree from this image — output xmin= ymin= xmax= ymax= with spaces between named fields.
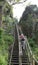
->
xmin=0 ymin=1 xmax=5 ymax=27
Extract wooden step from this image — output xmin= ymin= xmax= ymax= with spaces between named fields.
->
xmin=22 ymin=62 xmax=30 ymax=65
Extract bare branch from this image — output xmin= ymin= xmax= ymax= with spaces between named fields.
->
xmin=12 ymin=0 xmax=27 ymax=5
xmin=6 ymin=0 xmax=27 ymax=5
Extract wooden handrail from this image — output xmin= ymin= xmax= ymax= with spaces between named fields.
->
xmin=9 ymin=43 xmax=14 ymax=65
xmin=15 ymin=24 xmax=38 ymax=65
xmin=17 ymin=25 xmax=38 ymax=65
xmin=8 ymin=25 xmax=15 ymax=65
xmin=25 ymin=36 xmax=38 ymax=65
xmin=16 ymin=24 xmax=22 ymax=65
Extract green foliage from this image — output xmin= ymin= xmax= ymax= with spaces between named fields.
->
xmin=28 ymin=37 xmax=35 ymax=47
xmin=0 ymin=0 xmax=4 ymax=1
xmin=0 ymin=28 xmax=4 ymax=39
xmin=9 ymin=0 xmax=20 ymax=2
xmin=0 ymin=0 xmax=14 ymax=65
xmin=0 ymin=0 xmax=20 ymax=65
xmin=0 ymin=27 xmax=14 ymax=65
xmin=28 ymin=37 xmax=38 ymax=60
xmin=19 ymin=14 xmax=33 ymax=37
xmin=3 ymin=1 xmax=13 ymax=16
xmin=5 ymin=16 xmax=13 ymax=22
xmin=4 ymin=34 xmax=14 ymax=45
xmin=0 ymin=54 xmax=8 ymax=65
xmin=17 ymin=0 xmax=20 ymax=1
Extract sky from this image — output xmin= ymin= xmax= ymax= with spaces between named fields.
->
xmin=13 ymin=0 xmax=38 ymax=21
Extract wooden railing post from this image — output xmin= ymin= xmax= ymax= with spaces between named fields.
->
xmin=25 ymin=36 xmax=35 ymax=65
xmin=19 ymin=42 xmax=22 ymax=65
xmin=25 ymin=36 xmax=38 ymax=65
xmin=33 ymin=59 xmax=35 ymax=65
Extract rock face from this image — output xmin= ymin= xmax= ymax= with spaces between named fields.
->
xmin=19 ymin=5 xmax=38 ymax=39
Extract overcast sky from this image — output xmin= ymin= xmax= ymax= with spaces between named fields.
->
xmin=13 ymin=0 xmax=38 ymax=21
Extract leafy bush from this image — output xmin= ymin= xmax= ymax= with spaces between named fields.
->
xmin=0 ymin=53 xmax=8 ymax=65
xmin=0 ymin=28 xmax=14 ymax=65
xmin=28 ymin=37 xmax=38 ymax=60
xmin=28 ymin=37 xmax=35 ymax=48
xmin=0 ymin=0 xmax=15 ymax=65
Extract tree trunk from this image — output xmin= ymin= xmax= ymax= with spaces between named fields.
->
xmin=0 ymin=5 xmax=2 ymax=27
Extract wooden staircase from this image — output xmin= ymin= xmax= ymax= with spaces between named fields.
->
xmin=22 ymin=49 xmax=30 ymax=65
xmin=11 ymin=42 xmax=19 ymax=65
xmin=11 ymin=25 xmax=19 ymax=65
xmin=8 ymin=24 xmax=38 ymax=65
